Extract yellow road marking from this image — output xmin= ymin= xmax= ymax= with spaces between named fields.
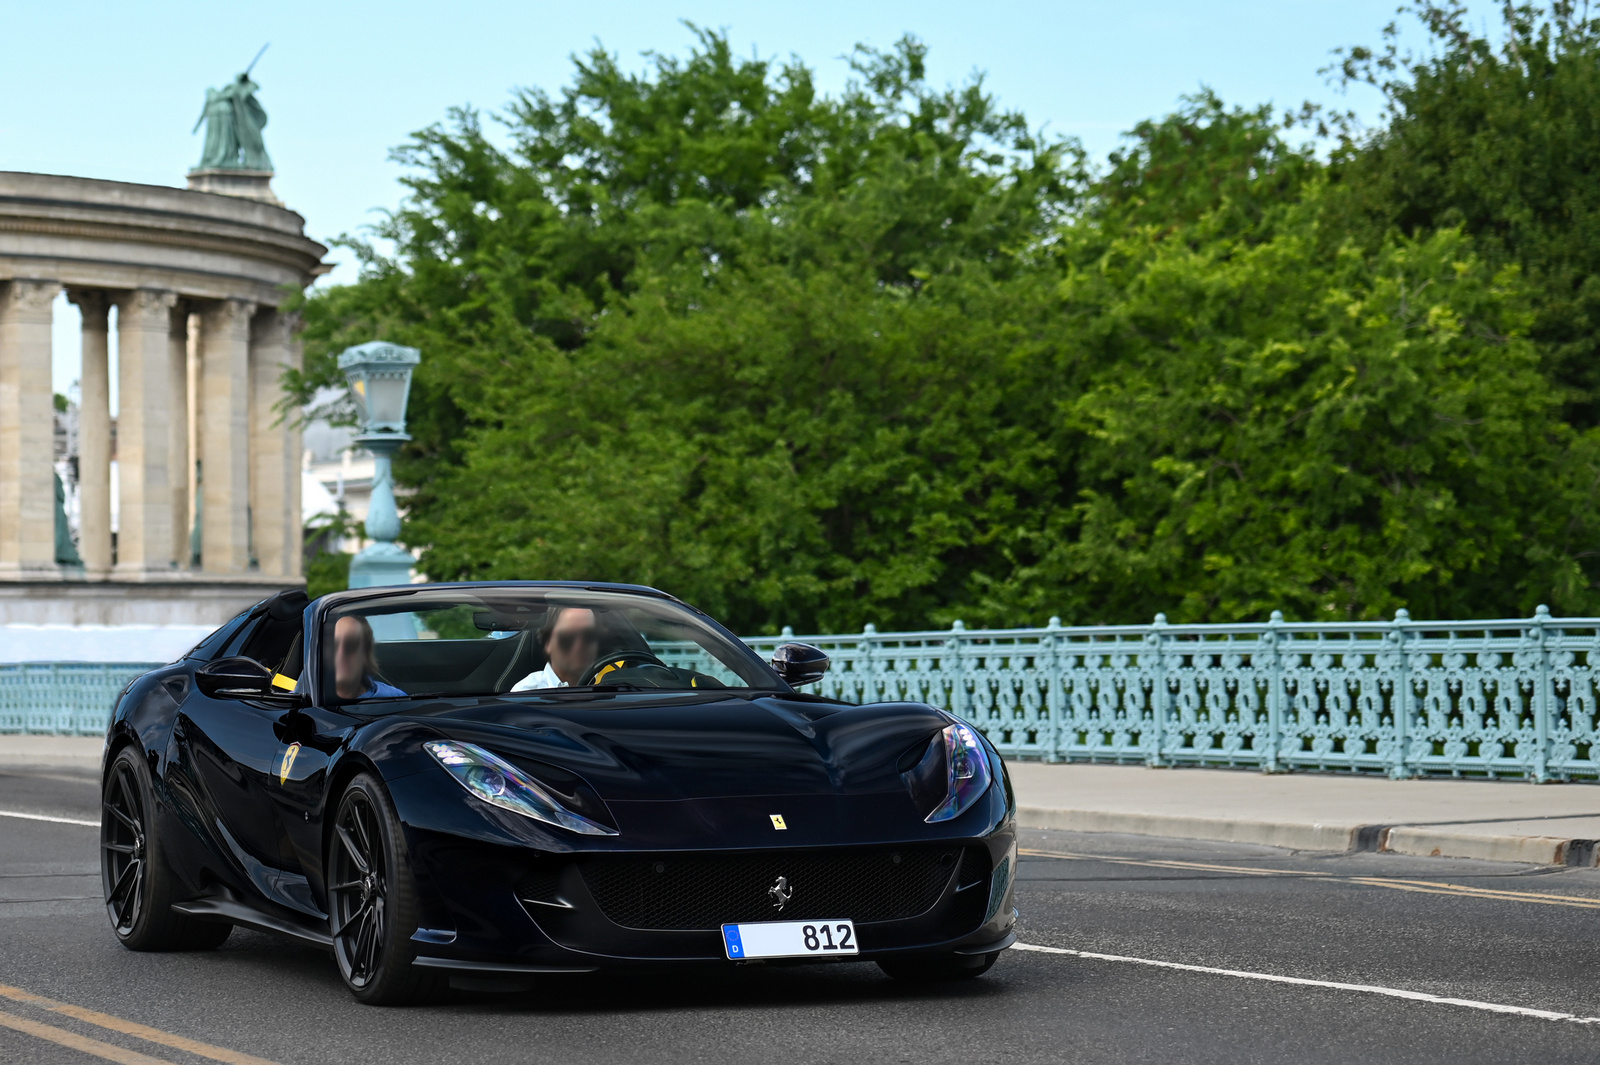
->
xmin=1347 ymin=877 xmax=1600 ymax=904
xmin=1019 ymin=847 xmax=1600 ymax=910
xmin=1343 ymin=878 xmax=1600 ymax=909
xmin=0 ymin=1008 xmax=176 ymax=1065
xmin=0 ymin=985 xmax=280 ymax=1065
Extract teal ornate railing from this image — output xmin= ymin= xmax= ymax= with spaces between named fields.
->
xmin=733 ymin=608 xmax=1600 ymax=781
xmin=9 ymin=608 xmax=1600 ymax=781
xmin=0 ymin=663 xmax=155 ymax=736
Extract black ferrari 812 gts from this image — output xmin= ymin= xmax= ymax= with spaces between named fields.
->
xmin=100 ymin=582 xmax=1017 ymax=1004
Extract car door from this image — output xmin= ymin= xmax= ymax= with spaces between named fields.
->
xmin=168 ymin=591 xmax=315 ymax=913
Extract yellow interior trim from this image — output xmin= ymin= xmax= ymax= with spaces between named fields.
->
xmin=270 ymin=673 xmax=297 ymax=691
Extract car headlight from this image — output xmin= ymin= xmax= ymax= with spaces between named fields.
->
xmin=424 ymin=740 xmax=618 ymax=836
xmin=904 ymin=723 xmax=994 ymax=823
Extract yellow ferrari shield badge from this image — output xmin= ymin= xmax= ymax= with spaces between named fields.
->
xmin=279 ymin=742 xmax=302 ymax=785
xmin=769 ymin=814 xmax=787 ymax=830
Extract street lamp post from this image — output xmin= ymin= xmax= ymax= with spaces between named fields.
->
xmin=338 ymin=341 xmax=421 ymax=591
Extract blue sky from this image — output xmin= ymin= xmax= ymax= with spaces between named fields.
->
xmin=1 ymin=1 xmax=1496 ymax=398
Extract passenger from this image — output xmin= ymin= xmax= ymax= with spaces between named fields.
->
xmin=334 ymin=615 xmax=406 ymax=699
xmin=510 ymin=607 xmax=597 ymax=690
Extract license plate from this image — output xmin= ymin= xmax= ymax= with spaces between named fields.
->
xmin=721 ymin=919 xmax=858 ymax=960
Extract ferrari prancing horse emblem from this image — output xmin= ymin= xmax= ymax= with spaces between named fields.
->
xmin=768 ymin=875 xmax=793 ymax=910
xmin=278 ymin=742 xmax=301 ymax=785
xmin=769 ymin=814 xmax=787 ymax=830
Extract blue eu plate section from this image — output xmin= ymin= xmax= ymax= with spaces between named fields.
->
xmin=720 ymin=919 xmax=858 ymax=960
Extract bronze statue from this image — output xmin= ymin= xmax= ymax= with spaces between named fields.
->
xmin=192 ymin=47 xmax=273 ymax=172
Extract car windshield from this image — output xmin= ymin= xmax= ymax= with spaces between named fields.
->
xmin=318 ymin=587 xmax=782 ymax=704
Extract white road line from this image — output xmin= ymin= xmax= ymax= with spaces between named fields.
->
xmin=0 ymin=810 xmax=97 ymax=828
xmin=1014 ymin=943 xmax=1600 ymax=1025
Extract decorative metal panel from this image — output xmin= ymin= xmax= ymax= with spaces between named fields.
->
xmin=741 ymin=607 xmax=1600 ymax=781
xmin=0 ymin=664 xmax=154 ymax=736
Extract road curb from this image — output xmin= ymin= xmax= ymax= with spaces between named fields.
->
xmin=1016 ymin=805 xmax=1600 ymax=867
xmin=0 ymin=737 xmax=103 ymax=774
xmin=1378 ymin=826 xmax=1595 ymax=867
xmin=1017 ymin=805 xmax=1362 ymax=852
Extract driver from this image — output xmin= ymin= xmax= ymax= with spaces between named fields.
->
xmin=510 ymin=607 xmax=597 ymax=691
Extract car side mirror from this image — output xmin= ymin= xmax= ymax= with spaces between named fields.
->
xmin=771 ymin=643 xmax=830 ymax=686
xmin=195 ymin=656 xmax=276 ymax=699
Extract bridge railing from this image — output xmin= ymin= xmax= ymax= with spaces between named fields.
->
xmin=0 ymin=664 xmax=156 ymax=736
xmin=9 ymin=607 xmax=1600 ymax=780
xmin=734 ymin=607 xmax=1600 ymax=781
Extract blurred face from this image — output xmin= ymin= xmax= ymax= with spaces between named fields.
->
xmin=334 ymin=616 xmax=370 ymax=698
xmin=545 ymin=608 xmax=597 ymax=685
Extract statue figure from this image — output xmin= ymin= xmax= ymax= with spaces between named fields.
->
xmin=192 ymin=70 xmax=272 ymax=171
xmin=54 ymin=471 xmax=82 ymax=567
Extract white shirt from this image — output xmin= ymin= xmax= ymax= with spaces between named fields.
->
xmin=510 ymin=663 xmax=565 ymax=692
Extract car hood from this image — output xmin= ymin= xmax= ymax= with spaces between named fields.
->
xmin=367 ymin=690 xmax=947 ymax=804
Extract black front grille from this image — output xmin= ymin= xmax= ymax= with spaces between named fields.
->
xmin=580 ymin=847 xmax=965 ymax=930
xmin=957 ymin=845 xmax=991 ymax=889
xmin=516 ymin=868 xmax=561 ymax=905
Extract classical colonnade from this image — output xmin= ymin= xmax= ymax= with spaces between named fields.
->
xmin=0 ymin=171 xmax=327 ymax=623
xmin=0 ymin=284 xmax=299 ymax=577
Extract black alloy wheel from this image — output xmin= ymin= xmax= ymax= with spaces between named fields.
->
xmin=327 ymin=773 xmax=440 ymax=1005
xmin=100 ymin=745 xmax=230 ymax=951
xmin=101 ymin=755 xmax=147 ymax=936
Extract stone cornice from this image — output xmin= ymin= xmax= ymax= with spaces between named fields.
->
xmin=0 ymin=171 xmax=328 ymax=305
xmin=0 ymin=215 xmax=321 ymax=275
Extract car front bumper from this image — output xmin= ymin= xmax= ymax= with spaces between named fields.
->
xmin=399 ymin=825 xmax=1018 ymax=972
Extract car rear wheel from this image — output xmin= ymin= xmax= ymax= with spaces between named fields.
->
xmin=327 ymin=772 xmax=443 ymax=1006
xmin=877 ymin=950 xmax=1000 ymax=982
xmin=101 ymin=745 xmax=231 ymax=951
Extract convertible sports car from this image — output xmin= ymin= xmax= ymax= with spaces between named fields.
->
xmin=100 ymin=582 xmax=1017 ymax=1004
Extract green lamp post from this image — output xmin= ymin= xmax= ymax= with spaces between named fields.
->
xmin=339 ymin=341 xmax=420 ymax=592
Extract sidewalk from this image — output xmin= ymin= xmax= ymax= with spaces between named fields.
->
xmin=1008 ymin=761 xmax=1600 ymax=866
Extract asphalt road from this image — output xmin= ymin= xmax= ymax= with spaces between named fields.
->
xmin=4 ymin=765 xmax=1600 ymax=1064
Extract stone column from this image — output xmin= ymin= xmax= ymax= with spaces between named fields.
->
xmin=285 ymin=317 xmax=304 ymax=579
xmin=0 ymin=279 xmax=61 ymax=577
xmin=185 ymin=313 xmax=201 ymax=565
xmin=249 ymin=309 xmax=301 ymax=578
xmin=114 ymin=289 xmax=178 ymax=575
xmin=67 ymin=290 xmax=112 ymax=575
xmin=199 ymin=299 xmax=254 ymax=573
xmin=167 ymin=303 xmax=191 ymax=569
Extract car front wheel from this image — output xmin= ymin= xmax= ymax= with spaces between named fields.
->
xmin=327 ymin=772 xmax=442 ymax=1006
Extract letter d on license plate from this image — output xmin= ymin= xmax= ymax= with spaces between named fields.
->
xmin=722 ymin=919 xmax=858 ymax=960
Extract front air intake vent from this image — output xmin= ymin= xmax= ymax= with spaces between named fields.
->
xmin=580 ymin=846 xmax=961 ymax=931
xmin=515 ymin=867 xmax=564 ymax=907
xmin=955 ymin=845 xmax=991 ymax=890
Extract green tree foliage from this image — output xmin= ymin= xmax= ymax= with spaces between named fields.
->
xmin=1331 ymin=1 xmax=1600 ymax=419
xmin=294 ymin=13 xmax=1600 ymax=630
xmin=1035 ymin=203 xmax=1600 ymax=623
xmin=971 ymin=92 xmax=1600 ymax=624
